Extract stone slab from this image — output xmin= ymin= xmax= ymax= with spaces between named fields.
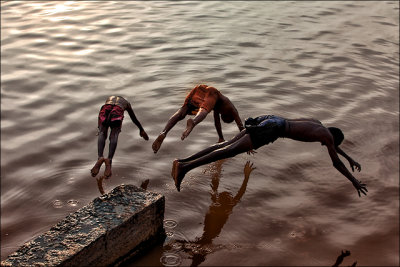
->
xmin=2 ymin=184 xmax=165 ymax=267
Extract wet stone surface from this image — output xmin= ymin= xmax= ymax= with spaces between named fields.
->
xmin=2 ymin=184 xmax=165 ymax=267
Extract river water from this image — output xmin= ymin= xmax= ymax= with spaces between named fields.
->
xmin=1 ymin=1 xmax=399 ymax=266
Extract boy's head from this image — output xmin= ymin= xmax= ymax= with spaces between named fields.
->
xmin=328 ymin=127 xmax=344 ymax=147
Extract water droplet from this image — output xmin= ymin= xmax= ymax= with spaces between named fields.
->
xmin=184 ymin=243 xmax=193 ymax=250
xmin=171 ymin=242 xmax=182 ymax=250
xmin=164 ymin=219 xmax=178 ymax=229
xmin=203 ymin=247 xmax=212 ymax=253
xmin=52 ymin=200 xmax=63 ymax=209
xmin=160 ymin=252 xmax=181 ymax=267
xmin=166 ymin=231 xmax=174 ymax=237
xmin=289 ymin=231 xmax=296 ymax=238
xmin=67 ymin=199 xmax=79 ymax=207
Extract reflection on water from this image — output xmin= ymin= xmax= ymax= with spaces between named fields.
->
xmin=96 ymin=175 xmax=106 ymax=195
xmin=160 ymin=253 xmax=182 ymax=267
xmin=159 ymin=161 xmax=253 ymax=267
xmin=52 ymin=199 xmax=63 ymax=209
xmin=332 ymin=250 xmax=357 ymax=267
xmin=164 ymin=219 xmax=178 ymax=229
xmin=66 ymin=199 xmax=78 ymax=207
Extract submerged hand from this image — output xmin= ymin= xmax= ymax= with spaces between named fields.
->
xmin=352 ymin=179 xmax=368 ymax=197
xmin=140 ymin=130 xmax=149 ymax=141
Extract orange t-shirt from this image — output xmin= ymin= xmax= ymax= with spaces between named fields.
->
xmin=183 ymin=85 xmax=219 ymax=114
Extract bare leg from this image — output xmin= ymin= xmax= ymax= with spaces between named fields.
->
xmin=172 ymin=131 xmax=246 ymax=177
xmin=104 ymin=127 xmax=120 ymax=178
xmin=91 ymin=125 xmax=108 ymax=177
xmin=179 ymin=129 xmax=248 ymax=162
xmin=172 ymin=133 xmax=253 ymax=191
xmin=152 ymin=106 xmax=188 ymax=153
xmin=107 ymin=127 xmax=120 ymax=160
xmin=97 ymin=124 xmax=108 ymax=158
xmin=288 ymin=118 xmax=322 ymax=124
xmin=182 ymin=108 xmax=208 ymax=140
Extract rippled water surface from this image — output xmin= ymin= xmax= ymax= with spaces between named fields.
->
xmin=1 ymin=1 xmax=399 ymax=266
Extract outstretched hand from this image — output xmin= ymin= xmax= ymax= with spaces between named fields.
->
xmin=340 ymin=250 xmax=351 ymax=257
xmin=247 ymin=149 xmax=257 ymax=155
xmin=244 ymin=161 xmax=256 ymax=177
xmin=140 ymin=130 xmax=149 ymax=141
xmin=353 ymin=179 xmax=368 ymax=197
xmin=350 ymin=160 xmax=361 ymax=172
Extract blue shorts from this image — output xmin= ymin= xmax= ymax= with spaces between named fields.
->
xmin=245 ymin=115 xmax=286 ymax=149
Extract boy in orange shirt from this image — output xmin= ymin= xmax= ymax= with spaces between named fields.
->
xmin=152 ymin=85 xmax=244 ymax=153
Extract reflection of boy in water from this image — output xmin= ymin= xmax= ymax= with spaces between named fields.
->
xmin=332 ymin=250 xmax=357 ymax=267
xmin=178 ymin=161 xmax=255 ymax=267
xmin=90 ymin=96 xmax=149 ymax=179
xmin=172 ymin=116 xmax=367 ymax=197
xmin=152 ymin=85 xmax=244 ymax=153
xmin=198 ymin=161 xmax=254 ymax=245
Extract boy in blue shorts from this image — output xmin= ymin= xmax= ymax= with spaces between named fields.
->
xmin=172 ymin=115 xmax=366 ymax=197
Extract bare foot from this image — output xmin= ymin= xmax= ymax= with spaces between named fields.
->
xmin=90 ymin=157 xmax=105 ymax=177
xmin=96 ymin=175 xmax=105 ymax=195
xmin=104 ymin=158 xmax=112 ymax=178
xmin=172 ymin=160 xmax=186 ymax=192
xmin=181 ymin=119 xmax=195 ymax=140
xmin=152 ymin=133 xmax=166 ymax=153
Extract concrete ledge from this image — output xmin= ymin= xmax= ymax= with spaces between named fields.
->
xmin=2 ymin=184 xmax=165 ymax=267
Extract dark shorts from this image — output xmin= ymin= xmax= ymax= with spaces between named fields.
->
xmin=186 ymin=101 xmax=200 ymax=115
xmin=98 ymin=104 xmax=124 ymax=129
xmin=245 ymin=115 xmax=286 ymax=149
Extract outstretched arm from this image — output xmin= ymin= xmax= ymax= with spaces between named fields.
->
xmin=336 ymin=146 xmax=361 ymax=172
xmin=233 ymin=161 xmax=255 ymax=204
xmin=233 ymin=110 xmax=245 ymax=132
xmin=162 ymin=106 xmax=188 ymax=135
xmin=327 ymin=144 xmax=367 ymax=197
xmin=332 ymin=250 xmax=351 ymax=267
xmin=152 ymin=106 xmax=188 ymax=153
xmin=126 ymin=106 xmax=149 ymax=140
xmin=213 ymin=110 xmax=224 ymax=142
